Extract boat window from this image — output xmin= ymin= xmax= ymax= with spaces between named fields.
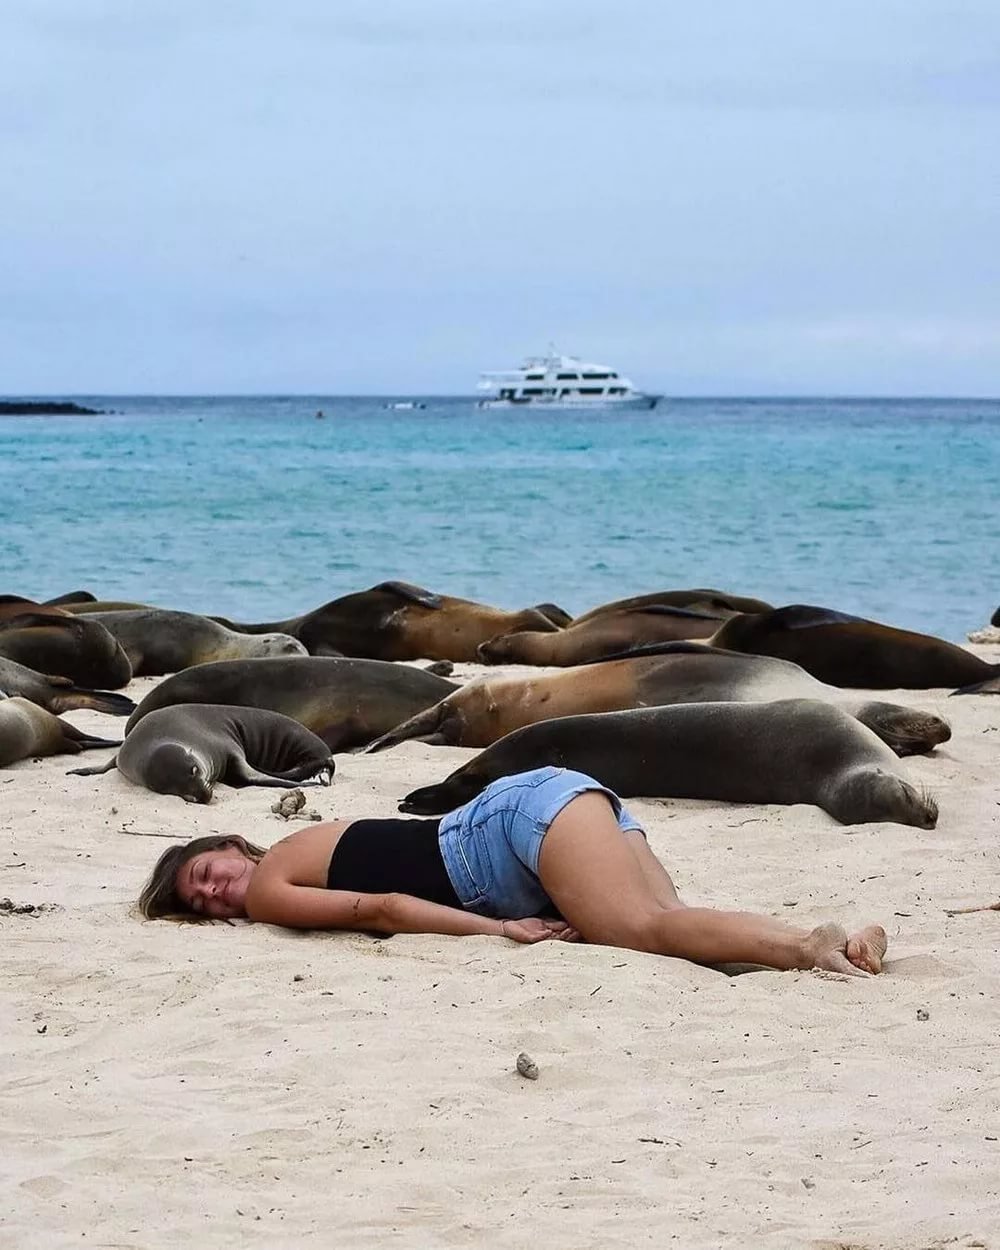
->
xmin=555 ymin=373 xmax=579 ymax=380
xmin=608 ymin=387 xmax=626 ymax=395
xmin=525 ymin=373 xmax=544 ymax=381
xmin=581 ymin=372 xmax=611 ymax=380
xmin=578 ymin=387 xmax=605 ymax=395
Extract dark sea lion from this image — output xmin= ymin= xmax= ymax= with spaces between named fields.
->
xmin=0 ymin=613 xmax=133 ymax=689
xmin=399 ymin=699 xmax=939 ymax=829
xmin=43 ymin=591 xmax=98 ymax=606
xmin=214 ymin=580 xmax=565 ymax=662
xmin=126 ymin=656 xmax=458 ymax=750
xmin=477 ymin=606 xmax=730 ymax=666
xmin=571 ymin=588 xmax=773 ymax=625
xmin=70 ymin=704 xmax=335 ymax=803
xmin=0 ymin=656 xmax=135 ymax=716
xmin=86 ymin=609 xmax=306 ymax=675
xmin=707 ymin=605 xmax=1000 ymax=690
xmin=992 ymin=606 xmax=1000 ymax=628
xmin=0 ymin=697 xmax=122 ymax=766
xmin=368 ymin=643 xmax=950 ymax=757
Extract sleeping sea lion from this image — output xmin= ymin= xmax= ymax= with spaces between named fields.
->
xmin=0 ymin=613 xmax=132 ymax=689
xmin=213 ymin=580 xmax=566 ymax=662
xmin=0 ymin=697 xmax=121 ymax=766
xmin=0 ymin=656 xmax=135 ymax=717
xmin=69 ymin=704 xmax=335 ymax=803
xmin=571 ymin=588 xmax=773 ymax=625
xmin=86 ymin=609 xmax=306 ymax=675
xmin=367 ymin=642 xmax=950 ymax=757
xmin=126 ymin=656 xmax=458 ymax=750
xmin=706 ymin=605 xmax=1000 ymax=690
xmin=399 ymin=699 xmax=939 ymax=829
xmin=477 ymin=606 xmax=733 ymax=666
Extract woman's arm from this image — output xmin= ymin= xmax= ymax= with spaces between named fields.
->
xmin=246 ymin=882 xmax=580 ymax=943
xmin=247 ymin=881 xmax=503 ymax=936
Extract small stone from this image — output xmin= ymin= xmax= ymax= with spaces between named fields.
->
xmin=516 ymin=1052 xmax=539 ymax=1080
xmin=917 ymin=1008 xmax=930 ymax=1021
xmin=800 ymin=1177 xmax=815 ymax=1190
xmin=292 ymin=974 xmax=304 ymax=983
xmin=271 ymin=789 xmax=307 ymax=819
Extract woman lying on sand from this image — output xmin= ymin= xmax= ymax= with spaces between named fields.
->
xmin=140 ymin=766 xmax=886 ymax=978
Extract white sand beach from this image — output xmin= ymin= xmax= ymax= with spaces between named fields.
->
xmin=2 ymin=648 xmax=999 ymax=1249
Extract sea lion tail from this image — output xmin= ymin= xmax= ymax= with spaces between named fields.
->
xmin=50 ymin=688 xmax=137 ymax=717
xmin=950 ymin=664 xmax=1000 ymax=695
xmin=66 ymin=755 xmax=119 ymax=777
xmin=366 ymin=703 xmax=447 ymax=753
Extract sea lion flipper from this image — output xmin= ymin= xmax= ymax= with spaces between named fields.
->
xmin=43 ymin=673 xmax=74 ymax=688
xmin=950 ymin=669 xmax=1000 ymax=695
xmin=67 ymin=755 xmax=118 ymax=777
xmin=372 ymin=581 xmax=444 ymax=610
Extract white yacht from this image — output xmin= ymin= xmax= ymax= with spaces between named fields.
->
xmin=476 ymin=351 xmax=660 ymax=410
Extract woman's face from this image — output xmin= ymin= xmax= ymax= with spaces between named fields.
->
xmin=176 ymin=844 xmax=254 ymax=919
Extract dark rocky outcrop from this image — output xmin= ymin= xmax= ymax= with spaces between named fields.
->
xmin=0 ymin=401 xmax=103 ymax=415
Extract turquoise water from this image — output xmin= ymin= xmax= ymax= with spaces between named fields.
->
xmin=1 ymin=396 xmax=997 ymax=641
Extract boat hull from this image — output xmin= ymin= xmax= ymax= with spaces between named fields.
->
xmin=478 ymin=394 xmax=660 ymax=411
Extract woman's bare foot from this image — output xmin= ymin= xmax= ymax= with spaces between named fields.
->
xmin=846 ymin=924 xmax=887 ymax=975
xmin=804 ymin=922 xmax=886 ymax=978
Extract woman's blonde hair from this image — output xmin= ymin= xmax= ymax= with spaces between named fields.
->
xmin=138 ymin=834 xmax=267 ymax=920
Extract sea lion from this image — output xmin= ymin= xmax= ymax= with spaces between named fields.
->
xmin=214 ymin=580 xmax=566 ymax=662
xmin=0 ymin=613 xmax=132 ymax=689
xmin=706 ymin=605 xmax=1000 ymax=690
xmin=85 ymin=609 xmax=306 ymax=675
xmin=367 ymin=642 xmax=950 ymax=758
xmin=70 ymin=704 xmax=335 ymax=803
xmin=0 ymin=697 xmax=122 ymax=767
xmin=62 ymin=600 xmax=158 ymax=614
xmin=477 ymin=606 xmax=731 ymax=666
xmin=43 ymin=591 xmax=98 ymax=606
xmin=0 ymin=656 xmax=134 ymax=717
xmin=571 ymin=588 xmax=773 ymax=625
xmin=0 ymin=596 xmax=74 ymax=623
xmin=399 ymin=699 xmax=939 ymax=829
xmin=126 ymin=656 xmax=458 ymax=750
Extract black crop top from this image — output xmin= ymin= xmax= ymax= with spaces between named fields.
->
xmin=326 ymin=817 xmax=461 ymax=909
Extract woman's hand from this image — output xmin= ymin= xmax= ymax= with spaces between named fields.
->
xmin=499 ymin=918 xmax=581 ymax=944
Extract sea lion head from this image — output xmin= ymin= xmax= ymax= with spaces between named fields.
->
xmin=145 ymin=743 xmax=215 ymax=804
xmin=243 ymin=632 xmax=309 ymax=659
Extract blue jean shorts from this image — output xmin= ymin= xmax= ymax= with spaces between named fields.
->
xmin=437 ymin=766 xmax=644 ymax=919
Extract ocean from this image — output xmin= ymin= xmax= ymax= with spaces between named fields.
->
xmin=1 ymin=396 xmax=997 ymax=641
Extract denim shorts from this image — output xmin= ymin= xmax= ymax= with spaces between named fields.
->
xmin=437 ymin=766 xmax=644 ymax=919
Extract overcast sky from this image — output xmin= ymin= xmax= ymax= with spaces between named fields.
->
xmin=2 ymin=1 xmax=998 ymax=395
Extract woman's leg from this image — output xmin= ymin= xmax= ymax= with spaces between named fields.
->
xmin=624 ymin=830 xmax=685 ymax=909
xmin=537 ymin=794 xmax=886 ymax=976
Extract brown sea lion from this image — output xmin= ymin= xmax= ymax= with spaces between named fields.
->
xmin=706 ymin=605 xmax=1000 ymax=690
xmin=0 ymin=596 xmax=73 ymax=623
xmin=62 ymin=600 xmax=158 ymax=614
xmin=0 ymin=697 xmax=122 ymax=766
xmin=126 ymin=656 xmax=458 ymax=750
xmin=0 ymin=656 xmax=134 ymax=717
xmin=70 ymin=704 xmax=335 ymax=803
xmin=398 ymin=699 xmax=939 ymax=829
xmin=477 ymin=606 xmax=729 ymax=666
xmin=86 ymin=609 xmax=306 ymax=675
xmin=213 ymin=581 xmax=566 ymax=662
xmin=571 ymin=588 xmax=773 ymax=625
xmin=0 ymin=613 xmax=132 ymax=689
xmin=367 ymin=642 xmax=950 ymax=758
